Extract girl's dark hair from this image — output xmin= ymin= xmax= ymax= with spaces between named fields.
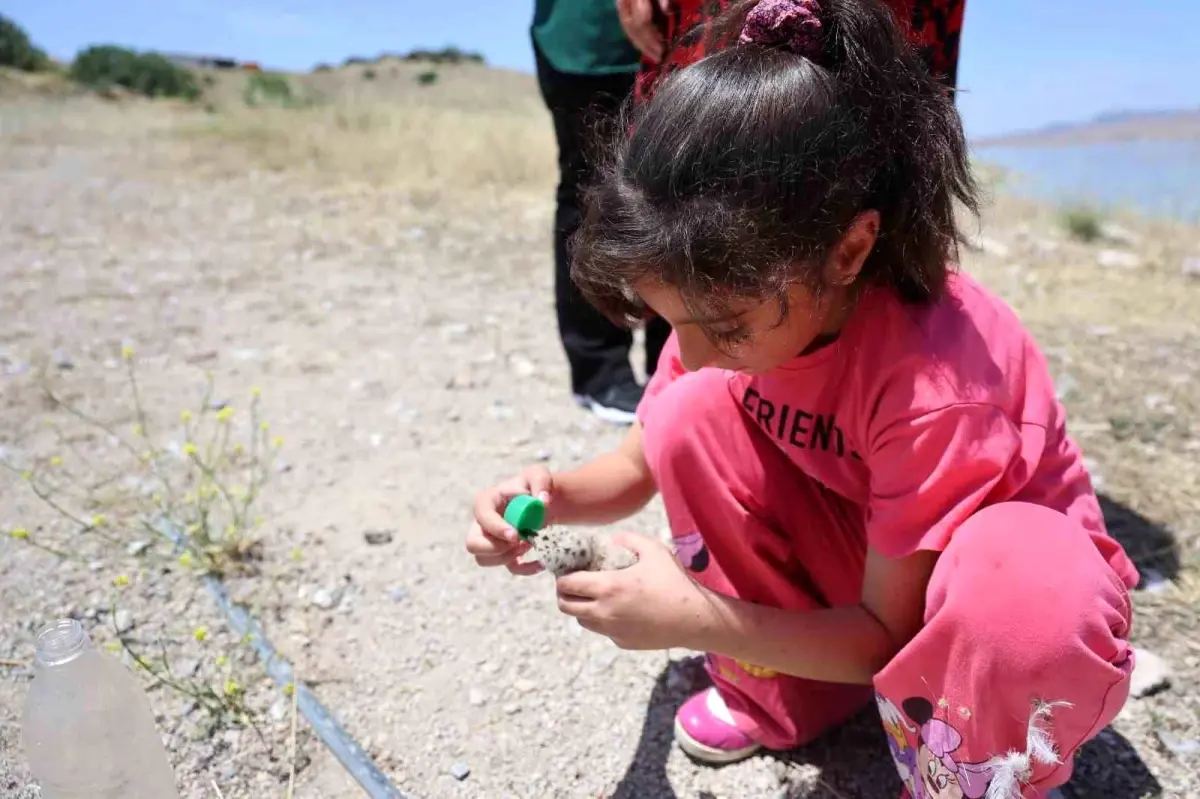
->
xmin=572 ymin=0 xmax=979 ymax=329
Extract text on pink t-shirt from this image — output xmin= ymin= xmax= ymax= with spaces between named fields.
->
xmin=639 ymin=271 xmax=1135 ymax=586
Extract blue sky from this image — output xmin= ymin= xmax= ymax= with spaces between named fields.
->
xmin=7 ymin=0 xmax=1198 ymax=138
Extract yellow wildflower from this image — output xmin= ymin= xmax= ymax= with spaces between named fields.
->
xmin=251 ymin=386 xmax=262 ymax=398
xmin=193 ymin=626 xmax=208 ymax=642
xmin=112 ymin=575 xmax=130 ymax=588
xmin=180 ymin=410 xmax=193 ymax=423
xmin=283 ymin=683 xmax=295 ymax=697
xmin=91 ymin=514 xmax=106 ymax=527
xmin=49 ymin=456 xmax=62 ymax=467
xmin=216 ymin=407 xmax=233 ymax=423
xmin=121 ymin=345 xmax=134 ymax=361
xmin=20 ymin=470 xmax=32 ymax=481
xmin=271 ymin=436 xmax=284 ymax=448
xmin=182 ymin=442 xmax=197 ymax=456
xmin=9 ymin=527 xmax=29 ymax=540
xmin=215 ymin=654 xmax=228 ymax=667
xmin=133 ymin=424 xmax=144 ymax=437
xmin=105 ymin=641 xmax=122 ymax=653
xmin=178 ymin=552 xmax=194 ymax=569
xmin=223 ymin=679 xmax=243 ymax=697
xmin=290 ymin=547 xmax=303 ymax=561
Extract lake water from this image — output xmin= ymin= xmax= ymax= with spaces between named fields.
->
xmin=971 ymin=139 xmax=1200 ymax=222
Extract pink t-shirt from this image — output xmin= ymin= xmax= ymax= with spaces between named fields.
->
xmin=640 ymin=271 xmax=1133 ymax=580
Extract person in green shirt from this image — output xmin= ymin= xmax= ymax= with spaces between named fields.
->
xmin=532 ymin=0 xmax=672 ymax=425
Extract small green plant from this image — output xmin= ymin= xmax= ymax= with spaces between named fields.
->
xmin=1061 ymin=204 xmax=1103 ymax=243
xmin=416 ymin=70 xmax=438 ymax=87
xmin=243 ymin=71 xmax=308 ymax=108
xmin=106 ymin=579 xmax=267 ymax=734
xmin=362 ymin=68 xmax=376 ymax=81
xmin=0 ymin=14 xmax=50 ymax=71
xmin=3 ymin=348 xmax=280 ymax=576
xmin=69 ymin=45 xmax=200 ymax=100
xmin=2 ymin=348 xmax=288 ymax=742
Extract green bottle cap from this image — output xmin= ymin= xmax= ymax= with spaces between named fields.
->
xmin=503 ymin=495 xmax=546 ymax=538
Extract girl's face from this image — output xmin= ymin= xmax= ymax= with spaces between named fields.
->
xmin=635 ymin=279 xmax=854 ymax=375
xmin=635 ymin=212 xmax=879 ymax=375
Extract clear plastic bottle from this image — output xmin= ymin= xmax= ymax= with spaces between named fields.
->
xmin=21 ymin=619 xmax=180 ymax=799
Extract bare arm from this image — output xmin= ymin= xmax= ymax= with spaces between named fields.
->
xmin=683 ymin=547 xmax=938 ymax=684
xmin=547 ymin=422 xmax=658 ymax=526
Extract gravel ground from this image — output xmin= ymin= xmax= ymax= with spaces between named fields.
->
xmin=1 ymin=83 xmax=1198 ymax=799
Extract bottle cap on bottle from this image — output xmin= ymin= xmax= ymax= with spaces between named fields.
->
xmin=503 ymin=495 xmax=546 ymax=539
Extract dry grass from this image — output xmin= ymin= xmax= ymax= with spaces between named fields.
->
xmin=180 ymin=61 xmax=556 ymax=193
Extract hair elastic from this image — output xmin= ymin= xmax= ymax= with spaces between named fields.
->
xmin=738 ymin=0 xmax=824 ymax=59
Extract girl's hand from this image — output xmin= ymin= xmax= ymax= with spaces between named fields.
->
xmin=465 ymin=466 xmax=554 ymax=576
xmin=555 ymin=532 xmax=713 ymax=650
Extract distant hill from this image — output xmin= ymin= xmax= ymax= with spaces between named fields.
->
xmin=974 ymin=107 xmax=1200 ymax=147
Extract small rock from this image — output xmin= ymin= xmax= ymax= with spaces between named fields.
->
xmin=534 ymin=449 xmax=552 ymax=462
xmin=468 ymin=687 xmax=487 ymax=707
xmin=510 ymin=356 xmax=536 ymax=378
xmin=514 ymin=678 xmax=536 ymax=693
xmin=387 ymin=587 xmax=407 ymax=603
xmin=1096 ymin=249 xmax=1143 ymax=270
xmin=219 ymin=762 xmax=237 ymax=781
xmin=268 ymin=696 xmax=289 ymax=722
xmin=310 ymin=588 xmax=337 ymax=610
xmin=1156 ymin=729 xmax=1200 ymax=758
xmin=440 ymin=322 xmax=472 ymax=342
xmin=1138 ymin=568 xmax=1171 ymax=594
xmin=51 ymin=349 xmax=75 ymax=370
xmin=503 ymin=702 xmax=521 ymax=715
xmin=126 ymin=540 xmax=151 ymax=557
xmin=114 ymin=609 xmax=134 ymax=634
xmin=363 ymin=529 xmax=395 ymax=546
xmin=1130 ymin=648 xmax=1171 ymax=698
xmin=967 ymin=235 xmax=1011 ymax=258
xmin=88 ymin=560 xmax=106 ymax=572
xmin=83 ymin=606 xmax=99 ymax=621
xmin=1181 ymin=257 xmax=1200 ymax=278
xmin=369 ymin=433 xmax=383 ymax=449
xmin=450 ymin=762 xmax=471 ymax=781
xmin=486 ymin=401 xmax=514 ymax=421
xmin=231 ymin=348 xmax=265 ymax=362
xmin=1099 ymin=222 xmax=1141 ymax=247
xmin=180 ymin=700 xmax=198 ymax=717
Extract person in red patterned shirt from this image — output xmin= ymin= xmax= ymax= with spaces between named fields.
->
xmin=619 ymin=0 xmax=965 ymax=104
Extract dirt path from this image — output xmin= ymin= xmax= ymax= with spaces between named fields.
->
xmin=1 ymin=96 xmax=1198 ymax=799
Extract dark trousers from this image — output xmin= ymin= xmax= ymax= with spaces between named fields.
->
xmin=534 ymin=45 xmax=671 ymax=396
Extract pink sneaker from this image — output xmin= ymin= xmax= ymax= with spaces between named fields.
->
xmin=674 ymin=687 xmax=763 ymax=764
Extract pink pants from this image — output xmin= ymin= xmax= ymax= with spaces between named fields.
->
xmin=642 ymin=370 xmax=1135 ymax=798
